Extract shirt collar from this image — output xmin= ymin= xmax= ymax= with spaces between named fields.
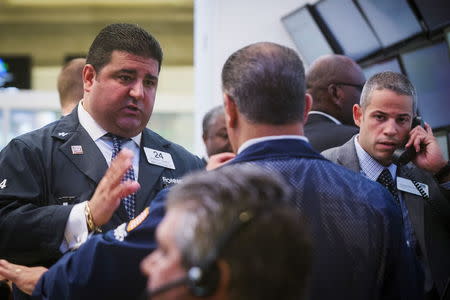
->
xmin=237 ymin=135 xmax=309 ymax=154
xmin=78 ymin=101 xmax=142 ymax=146
xmin=308 ymin=111 xmax=342 ymax=125
xmin=354 ymin=135 xmax=397 ymax=181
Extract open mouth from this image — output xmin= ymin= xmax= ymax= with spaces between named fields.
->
xmin=377 ymin=141 xmax=398 ymax=150
xmin=124 ymin=105 xmax=140 ymax=113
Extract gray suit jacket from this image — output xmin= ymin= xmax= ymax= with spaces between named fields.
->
xmin=322 ymin=136 xmax=450 ymax=297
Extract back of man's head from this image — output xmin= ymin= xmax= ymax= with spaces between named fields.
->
xmin=306 ymin=54 xmax=365 ymax=124
xmin=57 ymin=58 xmax=85 ymax=116
xmin=167 ymin=165 xmax=311 ymax=300
xmin=221 ymin=42 xmax=306 ymax=125
xmin=86 ymin=23 xmax=163 ymax=73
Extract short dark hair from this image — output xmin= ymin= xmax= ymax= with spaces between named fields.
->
xmin=360 ymin=71 xmax=417 ymax=113
xmin=221 ymin=42 xmax=306 ymax=125
xmin=167 ymin=165 xmax=311 ymax=300
xmin=202 ymin=105 xmax=224 ymax=136
xmin=86 ymin=23 xmax=163 ymax=73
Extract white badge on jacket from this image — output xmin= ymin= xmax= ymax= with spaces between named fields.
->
xmin=397 ymin=177 xmax=429 ymax=197
xmin=144 ymin=147 xmax=175 ymax=169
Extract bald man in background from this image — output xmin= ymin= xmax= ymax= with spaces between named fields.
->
xmin=57 ymin=58 xmax=86 ymax=116
xmin=304 ymin=54 xmax=365 ymax=152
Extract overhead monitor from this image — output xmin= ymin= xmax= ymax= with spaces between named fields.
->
xmin=411 ymin=0 xmax=450 ymax=32
xmin=282 ymin=5 xmax=334 ymax=65
xmin=0 ymin=56 xmax=31 ymax=89
xmin=356 ymin=0 xmax=423 ymax=48
xmin=362 ymin=57 xmax=403 ymax=79
xmin=315 ymin=0 xmax=381 ymax=60
xmin=401 ymin=42 xmax=450 ymax=129
xmin=434 ymin=130 xmax=449 ymax=160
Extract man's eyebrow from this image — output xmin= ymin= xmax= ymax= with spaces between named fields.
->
xmin=145 ymin=74 xmax=158 ymax=81
xmin=115 ymin=69 xmax=158 ymax=80
xmin=117 ymin=69 xmax=136 ymax=74
xmin=370 ymin=110 xmax=388 ymax=115
xmin=371 ymin=110 xmax=411 ymax=117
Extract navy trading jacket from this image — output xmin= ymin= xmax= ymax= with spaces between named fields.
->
xmin=32 ymin=190 xmax=167 ymax=300
xmin=227 ymin=138 xmax=423 ymax=300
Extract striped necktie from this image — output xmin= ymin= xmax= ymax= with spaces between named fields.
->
xmin=377 ymin=168 xmax=399 ymax=204
xmin=110 ymin=134 xmax=136 ymax=219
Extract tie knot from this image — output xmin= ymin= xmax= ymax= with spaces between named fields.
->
xmin=106 ymin=133 xmax=128 ymax=158
xmin=378 ymin=168 xmax=394 ymax=185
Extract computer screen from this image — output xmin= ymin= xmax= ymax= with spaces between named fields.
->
xmin=401 ymin=42 xmax=450 ymax=129
xmin=356 ymin=0 xmax=422 ymax=48
xmin=315 ymin=0 xmax=381 ymax=60
xmin=0 ymin=56 xmax=31 ymax=89
xmin=282 ymin=5 xmax=334 ymax=65
xmin=412 ymin=0 xmax=450 ymax=32
xmin=362 ymin=57 xmax=403 ymax=79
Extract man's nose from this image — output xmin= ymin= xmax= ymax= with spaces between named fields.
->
xmin=130 ymin=81 xmax=144 ymax=100
xmin=383 ymin=119 xmax=398 ymax=136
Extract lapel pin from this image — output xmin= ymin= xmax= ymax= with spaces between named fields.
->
xmin=58 ymin=132 xmax=69 ymax=137
xmin=71 ymin=145 xmax=84 ymax=155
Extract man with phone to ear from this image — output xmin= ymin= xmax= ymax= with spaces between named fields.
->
xmin=322 ymin=71 xmax=450 ymax=300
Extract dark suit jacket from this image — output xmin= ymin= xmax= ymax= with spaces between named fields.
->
xmin=304 ymin=113 xmax=359 ymax=152
xmin=0 ymin=108 xmax=204 ymax=267
xmin=322 ymin=137 xmax=450 ymax=297
xmin=228 ymin=139 xmax=422 ymax=300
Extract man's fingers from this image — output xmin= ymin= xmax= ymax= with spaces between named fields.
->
xmin=114 ymin=180 xmax=140 ymax=201
xmin=0 ymin=259 xmax=21 ymax=282
xmin=206 ymin=152 xmax=236 ymax=171
xmin=103 ymin=149 xmax=134 ymax=187
xmin=89 ymin=148 xmax=140 ymax=226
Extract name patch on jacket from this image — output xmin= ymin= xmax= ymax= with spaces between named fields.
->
xmin=127 ymin=207 xmax=150 ymax=232
xmin=144 ymin=147 xmax=175 ymax=169
xmin=397 ymin=177 xmax=429 ymax=197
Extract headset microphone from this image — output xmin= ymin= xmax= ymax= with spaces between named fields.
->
xmin=141 ymin=276 xmax=189 ymax=300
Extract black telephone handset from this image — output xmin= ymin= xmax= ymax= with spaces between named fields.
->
xmin=392 ymin=117 xmax=424 ymax=166
xmin=392 ymin=116 xmax=430 ymax=200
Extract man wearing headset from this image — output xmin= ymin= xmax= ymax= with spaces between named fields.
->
xmin=140 ymin=165 xmax=311 ymax=300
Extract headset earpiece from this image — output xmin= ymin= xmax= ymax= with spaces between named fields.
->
xmin=187 ymin=263 xmax=221 ymax=297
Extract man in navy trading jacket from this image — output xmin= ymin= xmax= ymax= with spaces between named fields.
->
xmin=0 ymin=43 xmax=422 ymax=300
xmin=0 ymin=23 xmax=203 ymax=299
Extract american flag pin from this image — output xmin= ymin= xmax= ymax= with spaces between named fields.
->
xmin=71 ymin=145 xmax=84 ymax=155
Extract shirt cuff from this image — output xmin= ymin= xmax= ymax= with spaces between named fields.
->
xmin=59 ymin=201 xmax=90 ymax=253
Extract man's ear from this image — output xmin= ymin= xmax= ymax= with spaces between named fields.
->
xmin=353 ymin=104 xmax=363 ymax=127
xmin=83 ymin=64 xmax=96 ymax=92
xmin=212 ymin=259 xmax=231 ymax=300
xmin=303 ymin=93 xmax=313 ymax=124
xmin=223 ymin=93 xmax=237 ymax=129
xmin=328 ymin=84 xmax=344 ymax=107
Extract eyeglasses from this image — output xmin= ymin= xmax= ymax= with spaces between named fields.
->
xmin=333 ymin=82 xmax=365 ymax=92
